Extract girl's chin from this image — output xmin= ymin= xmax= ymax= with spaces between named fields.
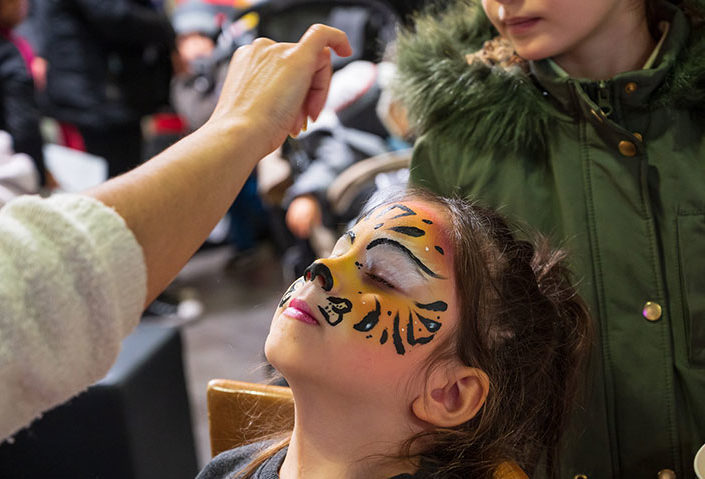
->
xmin=513 ymin=47 xmax=553 ymax=61
xmin=509 ymin=38 xmax=561 ymax=62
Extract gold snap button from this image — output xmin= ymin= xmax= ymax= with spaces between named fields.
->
xmin=574 ymin=475 xmax=588 ymax=479
xmin=633 ymin=132 xmax=643 ymax=142
xmin=625 ymin=82 xmax=638 ymax=94
xmin=618 ymin=140 xmax=637 ymax=157
xmin=657 ymin=469 xmax=676 ymax=479
xmin=643 ymin=301 xmax=663 ymax=321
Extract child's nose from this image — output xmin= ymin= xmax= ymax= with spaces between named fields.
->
xmin=303 ymin=261 xmax=334 ymax=292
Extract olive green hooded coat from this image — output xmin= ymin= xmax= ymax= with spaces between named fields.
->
xmin=396 ymin=1 xmax=705 ymax=478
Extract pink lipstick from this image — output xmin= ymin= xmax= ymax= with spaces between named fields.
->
xmin=284 ymin=298 xmax=319 ymax=325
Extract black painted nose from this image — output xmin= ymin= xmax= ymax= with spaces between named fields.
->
xmin=304 ymin=261 xmax=334 ymax=292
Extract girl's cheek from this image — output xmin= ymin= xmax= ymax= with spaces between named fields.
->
xmin=357 ymin=293 xmax=406 ymax=315
xmin=343 ymin=294 xmax=401 ymax=331
xmin=481 ymin=1 xmax=503 ymax=32
xmin=481 ymin=0 xmax=495 ymax=20
xmin=357 ymin=292 xmax=375 ymax=305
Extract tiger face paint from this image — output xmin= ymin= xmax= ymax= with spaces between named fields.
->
xmin=268 ymin=200 xmax=456 ymax=363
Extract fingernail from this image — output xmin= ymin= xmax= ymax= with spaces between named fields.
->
xmin=301 ymin=117 xmax=308 ymax=133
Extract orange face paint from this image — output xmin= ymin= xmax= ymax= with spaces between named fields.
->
xmin=276 ymin=200 xmax=455 ymax=356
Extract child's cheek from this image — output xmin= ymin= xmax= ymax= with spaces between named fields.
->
xmin=339 ymin=294 xmax=412 ymax=343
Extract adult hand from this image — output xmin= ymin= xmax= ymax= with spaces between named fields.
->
xmin=286 ymin=194 xmax=322 ymax=239
xmin=207 ymin=24 xmax=352 ymax=157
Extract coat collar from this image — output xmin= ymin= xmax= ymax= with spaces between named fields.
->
xmin=530 ymin=2 xmax=691 ymax=116
xmin=395 ymin=0 xmax=705 ymax=158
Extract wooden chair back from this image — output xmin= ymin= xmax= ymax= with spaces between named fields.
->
xmin=207 ymin=379 xmax=294 ymax=458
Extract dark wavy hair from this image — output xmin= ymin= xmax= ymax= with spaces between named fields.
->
xmin=236 ymin=186 xmax=592 ymax=479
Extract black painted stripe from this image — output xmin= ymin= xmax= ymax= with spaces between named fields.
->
xmin=407 ymin=312 xmax=435 ymax=345
xmin=388 ymin=226 xmax=425 ymax=237
xmin=392 ymin=313 xmax=405 ymax=355
xmin=376 ymin=204 xmax=417 ymax=220
xmin=353 ymin=299 xmax=381 ymax=332
xmin=415 ymin=301 xmax=448 ymax=312
xmin=415 ymin=312 xmax=442 ymax=332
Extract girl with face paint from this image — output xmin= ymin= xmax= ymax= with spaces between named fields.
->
xmin=197 ymin=188 xmax=592 ymax=479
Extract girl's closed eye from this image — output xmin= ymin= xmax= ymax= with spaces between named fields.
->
xmin=363 ymin=251 xmax=426 ymax=293
xmin=365 ymin=270 xmax=397 ymax=289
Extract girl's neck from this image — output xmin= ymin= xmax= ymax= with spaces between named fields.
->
xmin=278 ymin=386 xmax=421 ymax=479
xmin=552 ymin=7 xmax=656 ymax=80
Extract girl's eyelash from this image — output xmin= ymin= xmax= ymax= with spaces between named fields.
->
xmin=366 ymin=272 xmax=396 ymax=290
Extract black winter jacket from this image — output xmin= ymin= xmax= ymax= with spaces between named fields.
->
xmin=40 ymin=0 xmax=174 ymax=128
xmin=0 ymin=32 xmax=45 ymax=184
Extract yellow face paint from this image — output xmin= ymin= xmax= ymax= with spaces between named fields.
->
xmin=276 ymin=200 xmax=455 ymax=356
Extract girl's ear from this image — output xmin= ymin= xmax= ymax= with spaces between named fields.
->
xmin=411 ymin=363 xmax=489 ymax=428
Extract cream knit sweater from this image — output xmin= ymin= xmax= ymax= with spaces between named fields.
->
xmin=0 ymin=194 xmax=146 ymax=441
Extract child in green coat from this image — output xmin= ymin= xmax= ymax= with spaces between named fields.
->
xmin=396 ymin=0 xmax=705 ymax=477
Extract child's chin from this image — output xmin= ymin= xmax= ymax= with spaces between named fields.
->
xmin=513 ymin=47 xmax=547 ymax=61
xmin=263 ymin=331 xmax=302 ymax=374
xmin=263 ymin=331 xmax=280 ymax=361
xmin=510 ymin=40 xmax=558 ymax=62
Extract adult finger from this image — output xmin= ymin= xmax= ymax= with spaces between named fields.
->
xmin=297 ymin=24 xmax=353 ymax=59
xmin=303 ymin=47 xmax=333 ymax=122
xmin=288 ymin=25 xmax=350 ymax=134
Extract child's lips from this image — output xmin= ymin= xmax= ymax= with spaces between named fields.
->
xmin=285 ymin=298 xmax=320 ymax=325
xmin=504 ymin=16 xmax=540 ymax=34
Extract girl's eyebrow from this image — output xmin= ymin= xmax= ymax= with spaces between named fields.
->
xmin=366 ymin=238 xmax=445 ymax=279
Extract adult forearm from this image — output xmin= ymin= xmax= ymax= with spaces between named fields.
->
xmin=87 ymin=119 xmax=262 ymax=305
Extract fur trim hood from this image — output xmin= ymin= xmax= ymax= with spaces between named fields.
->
xmin=395 ymin=0 xmax=705 ymax=158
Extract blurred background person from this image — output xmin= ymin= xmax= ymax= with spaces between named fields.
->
xmin=38 ymin=0 xmax=176 ymax=178
xmin=169 ymin=0 xmax=269 ymax=270
xmin=0 ymin=0 xmax=46 ymax=187
xmin=170 ymin=0 xmax=232 ymax=132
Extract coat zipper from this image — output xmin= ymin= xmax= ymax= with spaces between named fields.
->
xmin=597 ymin=80 xmax=613 ymax=117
